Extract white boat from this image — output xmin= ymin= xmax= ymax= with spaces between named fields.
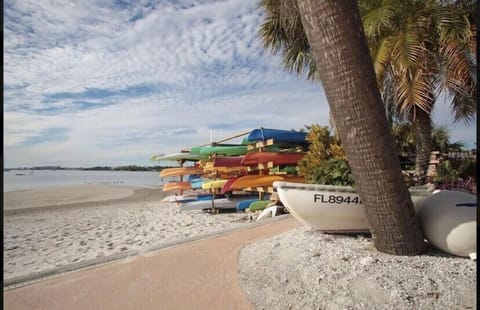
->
xmin=273 ymin=181 xmax=432 ymax=233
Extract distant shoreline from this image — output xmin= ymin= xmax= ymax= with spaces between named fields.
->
xmin=4 ymin=165 xmax=173 ymax=172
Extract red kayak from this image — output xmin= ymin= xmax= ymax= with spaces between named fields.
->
xmin=213 ymin=156 xmax=244 ymax=167
xmin=241 ymin=152 xmax=304 ymax=166
xmin=220 ymin=176 xmax=241 ymax=193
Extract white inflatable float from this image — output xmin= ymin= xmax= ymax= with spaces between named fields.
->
xmin=418 ymin=190 xmax=476 ymax=259
xmin=256 ymin=204 xmax=279 ymax=222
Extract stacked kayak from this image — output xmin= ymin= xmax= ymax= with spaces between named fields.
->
xmin=162 ymin=182 xmax=193 ymax=192
xmin=190 ymin=144 xmax=248 ymax=156
xmin=179 ymin=196 xmax=247 ymax=211
xmin=154 ymin=128 xmax=310 ymax=215
xmin=153 ymin=152 xmax=207 ymax=162
xmin=236 ymin=198 xmax=260 ymax=211
xmin=240 ymin=152 xmax=304 ymax=166
xmin=202 ymin=179 xmax=228 ymax=190
xmin=166 ymin=193 xmax=216 ymax=203
xmin=248 ymin=200 xmax=273 ymax=212
xmin=190 ymin=177 xmax=210 ymax=189
xmin=160 ymin=166 xmax=204 ymax=178
xmin=230 ymin=175 xmax=304 ymax=190
xmin=202 ymin=161 xmax=247 ymax=175
xmin=246 ymin=128 xmax=308 ymax=145
xmin=213 ymin=156 xmax=244 ymax=167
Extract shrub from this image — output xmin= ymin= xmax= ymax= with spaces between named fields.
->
xmin=297 ymin=125 xmax=354 ymax=186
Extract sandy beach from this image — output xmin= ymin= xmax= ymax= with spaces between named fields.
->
xmin=3 ymin=185 xmax=252 ymax=285
xmin=4 ymin=184 xmax=476 ymax=309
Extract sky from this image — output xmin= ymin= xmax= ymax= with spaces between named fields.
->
xmin=3 ymin=0 xmax=476 ymax=168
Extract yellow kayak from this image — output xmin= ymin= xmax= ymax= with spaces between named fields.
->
xmin=202 ymin=161 xmax=247 ymax=174
xmin=160 ymin=167 xmax=205 ymax=178
xmin=201 ymin=179 xmax=228 ymax=190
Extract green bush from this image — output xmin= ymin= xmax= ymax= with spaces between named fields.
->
xmin=297 ymin=125 xmax=354 ymax=186
xmin=434 ymin=158 xmax=476 ymax=183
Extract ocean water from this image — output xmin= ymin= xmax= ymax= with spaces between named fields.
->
xmin=3 ymin=170 xmax=168 ymax=192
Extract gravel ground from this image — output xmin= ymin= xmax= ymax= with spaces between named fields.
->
xmin=238 ymin=226 xmax=476 ymax=310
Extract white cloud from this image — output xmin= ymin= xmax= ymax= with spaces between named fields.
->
xmin=4 ymin=0 xmax=475 ymax=167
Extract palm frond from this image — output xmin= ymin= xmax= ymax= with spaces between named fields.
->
xmin=436 ymin=6 xmax=472 ymax=43
xmin=362 ymin=4 xmax=395 ymax=39
xmin=372 ymin=37 xmax=393 ymax=86
xmin=449 ymin=92 xmax=477 ymax=124
xmin=258 ymin=15 xmax=287 ymax=55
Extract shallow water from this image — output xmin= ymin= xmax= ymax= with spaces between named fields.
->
xmin=3 ymin=170 xmax=170 ymax=192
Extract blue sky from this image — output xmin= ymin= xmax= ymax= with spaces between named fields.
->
xmin=3 ymin=0 xmax=476 ymax=168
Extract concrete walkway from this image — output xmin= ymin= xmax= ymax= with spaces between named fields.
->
xmin=4 ymin=216 xmax=300 ymax=310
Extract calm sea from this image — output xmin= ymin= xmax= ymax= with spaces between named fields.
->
xmin=3 ymin=170 xmax=168 ymax=192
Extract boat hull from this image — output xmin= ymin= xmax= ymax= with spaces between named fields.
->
xmin=274 ymin=181 xmax=432 ymax=233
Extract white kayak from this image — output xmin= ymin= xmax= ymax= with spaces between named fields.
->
xmin=179 ymin=197 xmax=246 ymax=211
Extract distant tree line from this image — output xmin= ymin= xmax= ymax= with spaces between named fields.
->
xmin=83 ymin=165 xmax=173 ymax=171
xmin=7 ymin=165 xmax=176 ymax=171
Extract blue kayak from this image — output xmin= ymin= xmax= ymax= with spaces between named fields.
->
xmin=190 ymin=178 xmax=211 ymax=189
xmin=236 ymin=198 xmax=259 ymax=211
xmin=246 ymin=128 xmax=308 ymax=144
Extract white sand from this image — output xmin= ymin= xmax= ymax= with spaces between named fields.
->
xmin=3 ymin=184 xmax=139 ymax=210
xmin=238 ymin=226 xmax=476 ymax=309
xmin=3 ymin=185 xmax=252 ymax=283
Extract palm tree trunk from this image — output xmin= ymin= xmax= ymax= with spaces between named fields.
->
xmin=413 ymin=109 xmax=432 ymax=182
xmin=296 ymin=0 xmax=427 ymax=255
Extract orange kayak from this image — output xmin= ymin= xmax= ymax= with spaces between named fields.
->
xmin=230 ymin=175 xmax=304 ymax=190
xmin=162 ymin=182 xmax=193 ymax=192
xmin=160 ymin=167 xmax=204 ymax=178
xmin=202 ymin=161 xmax=247 ymax=174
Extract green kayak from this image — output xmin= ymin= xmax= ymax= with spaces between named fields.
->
xmin=248 ymin=200 xmax=272 ymax=212
xmin=151 ymin=152 xmax=208 ymax=161
xmin=190 ymin=144 xmax=249 ymax=156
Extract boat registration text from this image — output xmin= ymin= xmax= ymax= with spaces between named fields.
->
xmin=314 ymin=194 xmax=362 ymax=205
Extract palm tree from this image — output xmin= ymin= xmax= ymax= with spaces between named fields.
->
xmin=259 ymin=0 xmax=477 ymax=182
xmin=391 ymin=123 xmax=416 ymax=156
xmin=360 ymin=0 xmax=476 ymax=181
xmin=258 ymin=0 xmax=317 ymax=79
xmin=292 ymin=0 xmax=426 ymax=255
xmin=431 ymin=125 xmax=465 ymax=154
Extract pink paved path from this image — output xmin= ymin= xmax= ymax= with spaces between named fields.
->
xmin=4 ymin=216 xmax=300 ymax=310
